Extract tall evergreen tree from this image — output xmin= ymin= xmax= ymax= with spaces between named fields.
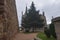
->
xmin=21 ymin=2 xmax=44 ymax=32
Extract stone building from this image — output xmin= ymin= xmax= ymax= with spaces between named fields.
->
xmin=22 ymin=12 xmax=47 ymax=32
xmin=21 ymin=4 xmax=47 ymax=32
xmin=52 ymin=17 xmax=60 ymax=40
xmin=0 ymin=0 xmax=18 ymax=40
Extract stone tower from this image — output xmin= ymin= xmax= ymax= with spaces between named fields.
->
xmin=0 ymin=0 xmax=18 ymax=40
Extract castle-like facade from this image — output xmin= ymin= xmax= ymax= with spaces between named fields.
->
xmin=0 ymin=0 xmax=18 ymax=40
xmin=21 ymin=2 xmax=47 ymax=32
xmin=22 ymin=12 xmax=47 ymax=32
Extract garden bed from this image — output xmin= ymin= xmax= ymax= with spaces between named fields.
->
xmin=37 ymin=32 xmax=55 ymax=40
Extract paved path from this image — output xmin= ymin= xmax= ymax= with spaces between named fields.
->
xmin=13 ymin=32 xmax=38 ymax=40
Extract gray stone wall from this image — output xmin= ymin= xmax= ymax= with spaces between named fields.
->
xmin=54 ymin=21 xmax=60 ymax=40
xmin=0 ymin=0 xmax=18 ymax=40
xmin=4 ymin=0 xmax=18 ymax=40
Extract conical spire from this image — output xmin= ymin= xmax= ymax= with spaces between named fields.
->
xmin=32 ymin=2 xmax=34 ymax=6
xmin=43 ymin=11 xmax=45 ymax=16
xmin=21 ymin=11 xmax=23 ymax=20
xmin=30 ymin=1 xmax=36 ymax=11
xmin=22 ymin=11 xmax=23 ymax=16
xmin=52 ymin=16 xmax=54 ymax=19
xmin=51 ymin=16 xmax=54 ymax=22
xmin=21 ymin=11 xmax=23 ymax=25
xmin=25 ymin=6 xmax=28 ymax=15
xmin=24 ymin=6 xmax=28 ymax=17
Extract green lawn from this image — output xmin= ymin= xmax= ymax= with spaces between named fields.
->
xmin=37 ymin=32 xmax=55 ymax=40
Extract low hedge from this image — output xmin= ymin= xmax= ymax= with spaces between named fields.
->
xmin=37 ymin=32 xmax=55 ymax=40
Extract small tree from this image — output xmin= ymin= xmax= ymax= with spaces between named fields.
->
xmin=49 ymin=22 xmax=57 ymax=39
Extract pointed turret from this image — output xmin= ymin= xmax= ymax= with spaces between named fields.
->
xmin=51 ymin=16 xmax=54 ymax=22
xmin=43 ymin=11 xmax=45 ymax=16
xmin=22 ymin=11 xmax=23 ymax=15
xmin=25 ymin=6 xmax=28 ymax=15
xmin=21 ymin=11 xmax=24 ymax=27
xmin=52 ymin=16 xmax=54 ymax=19
xmin=21 ymin=11 xmax=23 ymax=19
xmin=32 ymin=2 xmax=34 ymax=6
xmin=30 ymin=1 xmax=36 ymax=11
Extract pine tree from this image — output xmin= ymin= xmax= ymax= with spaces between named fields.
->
xmin=21 ymin=2 xmax=44 ymax=32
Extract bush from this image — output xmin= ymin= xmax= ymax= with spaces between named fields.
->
xmin=44 ymin=27 xmax=51 ymax=38
xmin=52 ymin=33 xmax=57 ymax=38
xmin=49 ymin=22 xmax=57 ymax=39
xmin=25 ymin=29 xmax=29 ymax=32
xmin=37 ymin=32 xmax=55 ymax=40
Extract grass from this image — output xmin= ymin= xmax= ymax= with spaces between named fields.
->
xmin=37 ymin=32 xmax=56 ymax=40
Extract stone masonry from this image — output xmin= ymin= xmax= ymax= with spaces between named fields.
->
xmin=52 ymin=17 xmax=60 ymax=40
xmin=0 ymin=0 xmax=18 ymax=40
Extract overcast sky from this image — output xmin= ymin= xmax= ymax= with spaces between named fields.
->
xmin=15 ymin=0 xmax=60 ymax=26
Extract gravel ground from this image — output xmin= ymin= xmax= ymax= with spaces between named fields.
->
xmin=13 ymin=32 xmax=38 ymax=40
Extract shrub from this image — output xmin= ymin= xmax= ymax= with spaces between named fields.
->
xmin=44 ymin=27 xmax=51 ymax=38
xmin=49 ymin=22 xmax=57 ymax=39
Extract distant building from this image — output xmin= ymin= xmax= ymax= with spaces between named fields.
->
xmin=22 ymin=11 xmax=47 ymax=32
xmin=0 ymin=0 xmax=18 ymax=40
xmin=21 ymin=2 xmax=47 ymax=32
xmin=52 ymin=17 xmax=60 ymax=40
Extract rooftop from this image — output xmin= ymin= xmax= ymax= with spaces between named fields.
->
xmin=52 ymin=17 xmax=60 ymax=22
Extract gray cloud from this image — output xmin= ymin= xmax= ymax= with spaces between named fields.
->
xmin=15 ymin=0 xmax=60 ymax=26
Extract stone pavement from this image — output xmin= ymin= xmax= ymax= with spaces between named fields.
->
xmin=13 ymin=32 xmax=38 ymax=40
